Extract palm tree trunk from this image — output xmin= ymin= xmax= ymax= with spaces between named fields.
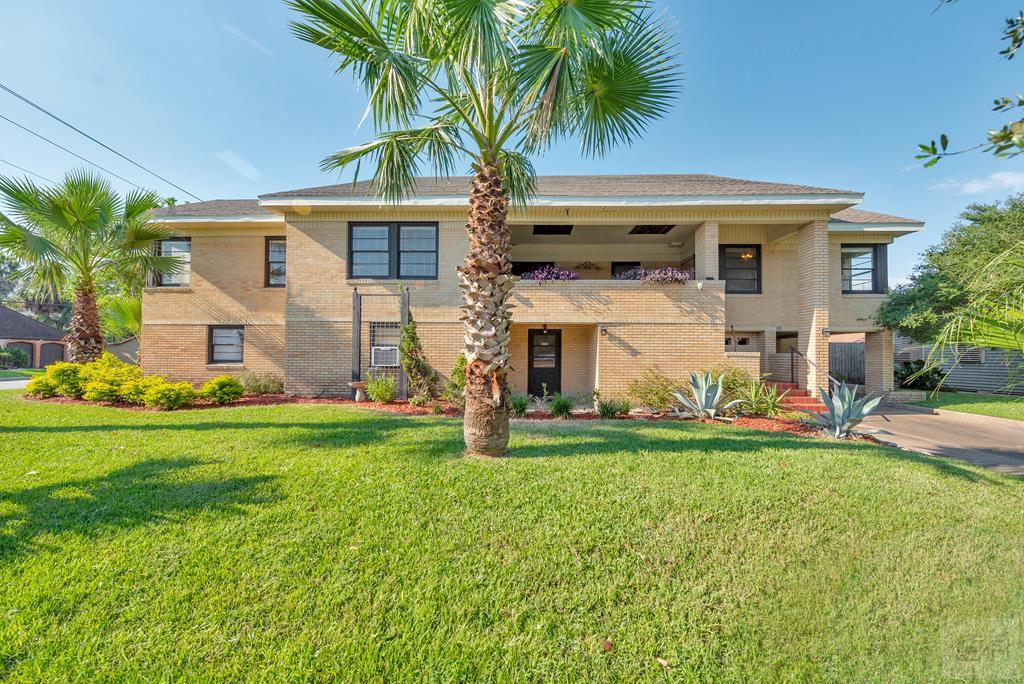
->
xmin=67 ymin=280 xmax=104 ymax=362
xmin=458 ymin=163 xmax=515 ymax=457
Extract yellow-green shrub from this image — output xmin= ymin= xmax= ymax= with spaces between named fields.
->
xmin=25 ymin=374 xmax=58 ymax=398
xmin=118 ymin=375 xmax=168 ymax=405
xmin=46 ymin=362 xmax=86 ymax=398
xmin=143 ymin=381 xmax=196 ymax=411
xmin=79 ymin=353 xmax=142 ymax=403
xmin=200 ymin=375 xmax=244 ymax=405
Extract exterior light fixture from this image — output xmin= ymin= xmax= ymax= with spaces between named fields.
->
xmin=740 ymin=251 xmax=754 ymax=260
xmin=821 ymin=327 xmax=831 ymax=338
xmin=599 ymin=326 xmax=609 ymax=336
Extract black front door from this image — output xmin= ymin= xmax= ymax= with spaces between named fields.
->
xmin=528 ymin=329 xmax=561 ymax=396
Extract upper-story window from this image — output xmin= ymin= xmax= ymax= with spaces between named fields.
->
xmin=266 ymin=237 xmax=286 ymax=287
xmin=841 ymin=244 xmax=887 ymax=294
xmin=719 ymin=245 xmax=761 ymax=294
xmin=348 ymin=222 xmax=438 ymax=279
xmin=155 ymin=238 xmax=191 ymax=287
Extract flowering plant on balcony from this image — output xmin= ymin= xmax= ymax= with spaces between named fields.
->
xmin=613 ymin=266 xmax=693 ymax=283
xmin=519 ymin=265 xmax=579 ymax=281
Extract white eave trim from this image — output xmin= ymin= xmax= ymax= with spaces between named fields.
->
xmin=828 ymin=221 xmax=924 ymax=234
xmin=152 ymin=215 xmax=284 ymax=223
xmin=259 ymin=193 xmax=864 ymax=208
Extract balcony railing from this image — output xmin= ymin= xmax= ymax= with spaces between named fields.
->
xmin=510 ymin=279 xmax=724 ymax=324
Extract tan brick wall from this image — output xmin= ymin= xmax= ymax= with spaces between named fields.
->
xmin=141 ymin=322 xmax=284 ymax=386
xmin=694 ymin=221 xmax=719 ymax=280
xmin=864 ymin=330 xmax=894 ymax=394
xmin=508 ymin=324 xmax=597 ymax=397
xmin=796 ymin=220 xmax=830 ymax=390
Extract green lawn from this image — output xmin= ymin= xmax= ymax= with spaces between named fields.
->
xmin=1 ymin=391 xmax=1022 ymax=681
xmin=0 ymin=369 xmax=42 ymax=380
xmin=912 ymin=391 xmax=1024 ymax=422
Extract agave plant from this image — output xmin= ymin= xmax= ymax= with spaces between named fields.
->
xmin=803 ymin=381 xmax=885 ymax=439
xmin=672 ymin=371 xmax=746 ymax=420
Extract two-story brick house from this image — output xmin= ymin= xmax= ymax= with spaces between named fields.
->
xmin=143 ymin=174 xmax=922 ymax=399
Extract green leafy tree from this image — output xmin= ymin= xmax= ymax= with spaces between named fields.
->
xmin=918 ymin=1 xmax=1024 ymax=165
xmin=876 ymin=195 xmax=1024 ymax=341
xmin=0 ymin=170 xmax=180 ymax=362
xmin=288 ymin=0 xmax=680 ymax=456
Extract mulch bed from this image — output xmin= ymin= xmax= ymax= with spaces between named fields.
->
xmin=24 ymin=395 xmax=824 ymax=439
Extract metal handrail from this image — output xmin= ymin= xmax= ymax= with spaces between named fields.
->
xmin=789 ymin=347 xmax=842 ymax=390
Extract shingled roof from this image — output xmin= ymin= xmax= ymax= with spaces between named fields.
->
xmin=0 ymin=306 xmax=65 ymax=341
xmin=830 ymin=208 xmax=923 ymax=225
xmin=260 ymin=174 xmax=859 ymax=199
xmin=151 ymin=200 xmax=271 ymax=218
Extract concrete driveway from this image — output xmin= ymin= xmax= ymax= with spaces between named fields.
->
xmin=863 ymin=405 xmax=1024 ymax=476
xmin=0 ymin=378 xmax=30 ymax=390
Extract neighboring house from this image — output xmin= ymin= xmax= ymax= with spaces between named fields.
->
xmin=107 ymin=337 xmax=139 ymax=364
xmin=143 ymin=174 xmax=923 ymax=398
xmin=895 ymin=334 xmax=1024 ymax=395
xmin=0 ymin=305 xmax=66 ymax=367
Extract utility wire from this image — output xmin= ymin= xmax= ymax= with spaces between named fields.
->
xmin=0 ymin=112 xmax=149 ymax=191
xmin=0 ymin=156 xmax=56 ymax=183
xmin=0 ymin=82 xmax=202 ymax=201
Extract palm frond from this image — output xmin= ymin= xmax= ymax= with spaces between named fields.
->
xmin=528 ymin=0 xmax=635 ymax=47
xmin=99 ymin=294 xmax=142 ymax=340
xmin=498 ymin=150 xmax=535 ymax=208
xmin=438 ymin=0 xmax=524 ymax=73
xmin=571 ymin=10 xmax=681 ymax=156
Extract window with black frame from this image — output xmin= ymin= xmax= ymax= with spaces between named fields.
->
xmin=349 ymin=223 xmax=438 ymax=279
xmin=719 ymin=245 xmax=761 ymax=293
xmin=841 ymin=244 xmax=887 ymax=293
xmin=266 ymin=237 xmax=285 ymax=287
xmin=155 ymin=238 xmax=191 ymax=286
xmin=208 ymin=326 xmax=243 ymax=364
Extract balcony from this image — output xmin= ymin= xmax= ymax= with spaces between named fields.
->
xmin=510 ymin=279 xmax=724 ymax=325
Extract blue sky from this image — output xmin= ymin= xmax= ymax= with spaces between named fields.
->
xmin=2 ymin=0 xmax=1023 ymax=283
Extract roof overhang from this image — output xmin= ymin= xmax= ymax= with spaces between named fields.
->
xmin=828 ymin=220 xmax=924 ymax=236
xmin=258 ymin=192 xmax=864 ymax=210
xmin=153 ymin=214 xmax=284 ymax=224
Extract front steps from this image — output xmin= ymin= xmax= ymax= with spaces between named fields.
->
xmin=768 ymin=382 xmax=827 ymax=413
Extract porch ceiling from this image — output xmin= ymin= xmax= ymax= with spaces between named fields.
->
xmin=511 ymin=223 xmax=699 ymax=246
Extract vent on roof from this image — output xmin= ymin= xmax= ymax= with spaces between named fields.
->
xmin=533 ymin=224 xmax=573 ymax=236
xmin=630 ymin=224 xmax=675 ymax=235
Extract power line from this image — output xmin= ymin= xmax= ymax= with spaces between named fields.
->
xmin=0 ymin=156 xmax=56 ymax=183
xmin=0 ymin=82 xmax=202 ymax=201
xmin=0 ymin=112 xmax=149 ymax=191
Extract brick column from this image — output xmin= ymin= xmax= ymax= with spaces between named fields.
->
xmin=761 ymin=328 xmax=776 ymax=380
xmin=864 ymin=330 xmax=894 ymax=395
xmin=796 ymin=220 xmax=830 ymax=390
xmin=694 ymin=221 xmax=719 ymax=281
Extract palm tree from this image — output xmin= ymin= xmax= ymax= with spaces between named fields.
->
xmin=0 ymin=170 xmax=180 ymax=362
xmin=289 ymin=0 xmax=680 ymax=456
xmin=100 ymin=293 xmax=143 ymax=361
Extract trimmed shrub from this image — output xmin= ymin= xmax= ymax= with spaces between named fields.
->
xmin=0 ymin=347 xmax=29 ymax=369
xmin=200 ymin=375 xmax=245 ymax=405
xmin=366 ymin=374 xmax=397 ymax=403
xmin=79 ymin=353 xmax=142 ymax=402
xmin=702 ymin=364 xmax=759 ymax=415
xmin=400 ymin=316 xmax=437 ymax=400
xmin=510 ymin=394 xmax=529 ymax=418
xmin=238 ymin=370 xmax=284 ymax=395
xmin=47 ymin=362 xmax=86 ymax=398
xmin=627 ymin=370 xmax=680 ymax=412
xmin=548 ymin=393 xmax=574 ymax=419
xmin=25 ymin=374 xmax=58 ymax=398
xmin=119 ymin=375 xmax=168 ymax=405
xmin=597 ymin=397 xmax=631 ymax=419
xmin=143 ymin=381 xmax=196 ymax=410
xmin=440 ymin=353 xmax=467 ymax=408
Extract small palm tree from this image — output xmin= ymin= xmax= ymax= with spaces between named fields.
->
xmin=289 ymin=0 xmax=680 ymax=456
xmin=0 ymin=170 xmax=180 ymax=362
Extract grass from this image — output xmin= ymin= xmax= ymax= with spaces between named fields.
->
xmin=0 ymin=369 xmax=42 ymax=380
xmin=912 ymin=391 xmax=1024 ymax=422
xmin=1 ymin=391 xmax=1023 ymax=681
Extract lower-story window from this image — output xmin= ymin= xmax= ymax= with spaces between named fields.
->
xmin=370 ymin=322 xmax=400 ymax=368
xmin=208 ymin=326 xmax=244 ymax=364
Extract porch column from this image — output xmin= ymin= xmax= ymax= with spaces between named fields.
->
xmin=694 ymin=221 xmax=719 ymax=281
xmin=796 ymin=219 xmax=830 ymax=390
xmin=761 ymin=328 xmax=777 ymax=380
xmin=864 ymin=331 xmax=894 ymax=395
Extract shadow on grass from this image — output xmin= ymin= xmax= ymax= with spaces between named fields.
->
xmin=0 ymin=458 xmax=279 ymax=562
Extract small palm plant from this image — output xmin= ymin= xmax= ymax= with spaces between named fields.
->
xmin=672 ymin=371 xmax=745 ymax=420
xmin=803 ymin=381 xmax=885 ymax=439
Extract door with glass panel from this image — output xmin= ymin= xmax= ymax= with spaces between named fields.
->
xmin=528 ymin=329 xmax=561 ymax=396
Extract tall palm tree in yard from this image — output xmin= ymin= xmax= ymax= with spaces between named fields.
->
xmin=289 ymin=0 xmax=680 ymax=456
xmin=0 ymin=170 xmax=180 ymax=362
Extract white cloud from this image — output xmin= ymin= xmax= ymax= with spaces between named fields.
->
xmin=216 ymin=150 xmax=261 ymax=181
xmin=931 ymin=171 xmax=1024 ymax=195
xmin=222 ymin=23 xmax=274 ymax=57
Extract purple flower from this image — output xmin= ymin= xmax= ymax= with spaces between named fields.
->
xmin=613 ymin=266 xmax=693 ymax=283
xmin=520 ymin=265 xmax=579 ymax=281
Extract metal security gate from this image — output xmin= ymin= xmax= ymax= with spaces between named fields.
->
xmin=352 ymin=287 xmax=410 ymax=399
